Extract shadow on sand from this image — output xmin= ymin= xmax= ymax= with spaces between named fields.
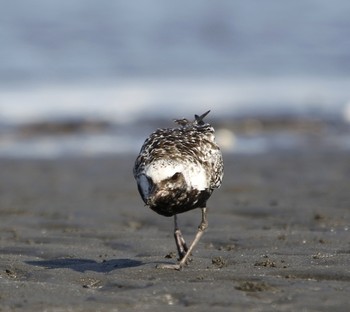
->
xmin=26 ymin=258 xmax=143 ymax=273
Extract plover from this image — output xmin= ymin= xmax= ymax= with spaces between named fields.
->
xmin=133 ymin=110 xmax=224 ymax=270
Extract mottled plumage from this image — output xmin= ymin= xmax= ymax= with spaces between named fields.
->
xmin=133 ymin=110 xmax=223 ymax=269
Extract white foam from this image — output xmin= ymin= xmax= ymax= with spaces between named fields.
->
xmin=0 ymin=76 xmax=349 ymax=125
xmin=1 ymin=76 xmax=349 ymax=158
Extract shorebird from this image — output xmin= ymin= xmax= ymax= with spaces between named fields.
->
xmin=133 ymin=110 xmax=224 ymax=270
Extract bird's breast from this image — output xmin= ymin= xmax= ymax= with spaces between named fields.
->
xmin=148 ymin=188 xmax=212 ymax=217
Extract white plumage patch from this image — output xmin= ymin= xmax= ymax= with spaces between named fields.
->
xmin=145 ymin=159 xmax=208 ymax=191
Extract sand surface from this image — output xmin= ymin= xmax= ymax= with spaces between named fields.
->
xmin=0 ymin=149 xmax=349 ymax=311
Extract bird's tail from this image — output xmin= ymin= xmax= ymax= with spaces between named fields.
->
xmin=194 ymin=110 xmax=211 ymax=125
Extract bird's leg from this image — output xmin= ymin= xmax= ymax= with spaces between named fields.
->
xmin=174 ymin=214 xmax=188 ymax=260
xmin=178 ymin=207 xmax=208 ymax=268
xmin=157 ymin=207 xmax=208 ymax=270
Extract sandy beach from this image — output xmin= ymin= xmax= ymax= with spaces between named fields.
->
xmin=0 ymin=148 xmax=349 ymax=311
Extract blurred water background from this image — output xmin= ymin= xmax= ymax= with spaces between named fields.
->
xmin=0 ymin=0 xmax=350 ymax=157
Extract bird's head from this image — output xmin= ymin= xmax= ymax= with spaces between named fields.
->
xmin=145 ymin=172 xmax=187 ymax=207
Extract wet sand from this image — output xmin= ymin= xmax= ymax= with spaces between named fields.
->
xmin=0 ymin=149 xmax=349 ymax=311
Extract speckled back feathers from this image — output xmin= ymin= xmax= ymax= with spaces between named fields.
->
xmin=133 ymin=111 xmax=224 ymax=216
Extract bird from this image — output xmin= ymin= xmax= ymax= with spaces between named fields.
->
xmin=133 ymin=110 xmax=224 ymax=270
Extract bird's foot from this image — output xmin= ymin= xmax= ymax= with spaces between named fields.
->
xmin=156 ymin=250 xmax=192 ymax=270
xmin=156 ymin=263 xmax=182 ymax=270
